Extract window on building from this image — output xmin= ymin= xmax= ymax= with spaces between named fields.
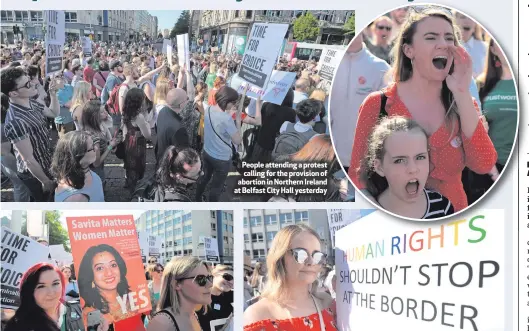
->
xmin=14 ymin=11 xmax=25 ymax=22
xmin=295 ymin=211 xmax=309 ymax=222
xmin=264 ymin=215 xmax=277 ymax=225
xmin=223 ymin=236 xmax=229 ymax=243
xmin=1 ymin=11 xmax=13 ymax=21
xmin=246 ymin=10 xmax=253 ymax=19
xmin=279 ymin=213 xmax=293 ymax=223
xmin=175 ymin=228 xmax=181 ymax=236
xmin=64 ymin=11 xmax=77 ymax=23
xmin=253 ymin=249 xmax=266 ymax=258
xmin=234 ymin=10 xmax=240 ymax=18
xmin=174 ymin=239 xmax=181 ymax=246
xmin=266 ymin=231 xmax=277 ymax=242
xmin=244 ymin=218 xmax=248 ymax=227
xmin=229 ymin=225 xmax=234 ymax=233
xmin=211 ymin=223 xmax=216 ymax=231
xmin=244 ymin=234 xmax=249 ymax=243
xmin=173 ymin=217 xmax=181 ymax=226
xmin=251 ymin=233 xmax=264 ymax=243
xmin=183 ymin=213 xmax=192 ymax=222
xmin=224 ymin=224 xmax=228 ymax=231
xmin=211 ymin=211 xmax=216 ymax=218
xmin=250 ymin=216 xmax=262 ymax=226
xmin=245 ymin=250 xmax=251 ymax=256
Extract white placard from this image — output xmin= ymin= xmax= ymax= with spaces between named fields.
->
xmin=237 ymin=70 xmax=296 ymax=105
xmin=167 ymin=45 xmax=173 ymax=67
xmin=1 ymin=227 xmax=50 ymax=309
xmin=137 ymin=231 xmax=148 ymax=263
xmin=204 ymin=237 xmax=220 ymax=262
xmin=49 ymin=244 xmax=73 ymax=265
xmin=44 ymin=10 xmax=65 ymax=76
xmin=317 ymin=48 xmax=345 ymax=90
xmin=177 ymin=33 xmax=190 ymax=70
xmin=148 ymin=234 xmax=162 ymax=258
xmin=326 ymin=209 xmax=362 ymax=247
xmin=81 ymin=36 xmax=92 ymax=57
xmin=239 ymin=23 xmax=289 ymax=89
xmin=335 ymin=210 xmax=504 ymax=331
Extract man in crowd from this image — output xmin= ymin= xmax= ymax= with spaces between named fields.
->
xmin=1 ymin=67 xmax=60 ymax=201
xmin=101 ymin=59 xmax=124 ymax=104
xmin=292 ymin=78 xmax=310 ymax=109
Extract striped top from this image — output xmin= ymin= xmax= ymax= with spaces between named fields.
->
xmin=4 ymin=99 xmax=53 ymax=178
xmin=423 ymin=189 xmax=454 ymax=219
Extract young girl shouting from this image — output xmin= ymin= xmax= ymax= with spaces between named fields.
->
xmin=360 ymin=116 xmax=454 ymax=219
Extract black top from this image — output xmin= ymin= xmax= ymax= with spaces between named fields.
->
xmin=256 ymin=103 xmax=296 ymax=151
xmin=197 ymin=291 xmax=233 ymax=331
xmin=155 ymin=106 xmax=190 ymax=161
xmin=422 ymin=189 xmax=454 ymax=219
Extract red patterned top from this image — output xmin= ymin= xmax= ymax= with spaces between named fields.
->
xmin=244 ymin=308 xmax=337 ymax=331
xmin=348 ymin=83 xmax=497 ymax=212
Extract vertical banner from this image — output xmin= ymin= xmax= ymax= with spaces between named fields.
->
xmin=177 ymin=33 xmax=190 ymax=70
xmin=66 ymin=215 xmax=151 ymax=324
xmin=239 ymin=23 xmax=288 ymax=89
xmin=317 ymin=48 xmax=345 ymax=91
xmin=334 ymin=210 xmax=504 ymax=331
xmin=204 ymin=237 xmax=220 ymax=263
xmin=326 ymin=209 xmax=362 ymax=247
xmin=1 ymin=227 xmax=50 ymax=309
xmin=45 ymin=10 xmax=65 ymax=77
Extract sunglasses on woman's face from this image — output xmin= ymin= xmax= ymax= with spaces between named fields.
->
xmin=221 ymin=273 xmax=234 ymax=282
xmin=178 ymin=274 xmax=213 ymax=287
xmin=289 ymin=248 xmax=327 ymax=265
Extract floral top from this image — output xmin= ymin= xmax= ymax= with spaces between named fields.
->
xmin=244 ymin=308 xmax=337 ymax=331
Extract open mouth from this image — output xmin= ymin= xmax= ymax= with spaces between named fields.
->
xmin=432 ymin=55 xmax=448 ymax=70
xmin=104 ymin=277 xmax=116 ymax=284
xmin=405 ymin=179 xmax=420 ymax=195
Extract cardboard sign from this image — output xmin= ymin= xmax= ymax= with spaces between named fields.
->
xmin=317 ymin=48 xmax=345 ymax=90
xmin=334 ymin=210 xmax=504 ymax=331
xmin=237 ymin=70 xmax=296 ymax=105
xmin=239 ymin=23 xmax=289 ymax=89
xmin=326 ymin=209 xmax=362 ymax=247
xmin=67 ymin=215 xmax=151 ymax=323
xmin=176 ymin=33 xmax=190 ymax=70
xmin=44 ymin=10 xmax=65 ymax=76
xmin=81 ymin=36 xmax=92 ymax=57
xmin=148 ymin=234 xmax=162 ymax=258
xmin=162 ymin=39 xmax=172 ymax=54
xmin=204 ymin=237 xmax=220 ymax=263
xmin=1 ymin=227 xmax=50 ymax=309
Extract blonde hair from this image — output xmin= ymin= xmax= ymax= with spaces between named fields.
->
xmin=70 ymin=81 xmax=91 ymax=111
xmin=171 ymin=64 xmax=180 ymax=75
xmin=250 ymin=262 xmax=263 ymax=287
xmin=261 ymin=224 xmax=322 ymax=304
xmin=157 ymin=256 xmax=210 ymax=315
xmin=122 ymin=62 xmax=134 ymax=76
xmin=310 ymin=88 xmax=327 ymax=102
xmin=212 ymin=264 xmax=232 ymax=274
xmin=391 ymin=6 xmax=462 ymax=137
xmin=153 ymin=79 xmax=171 ymax=105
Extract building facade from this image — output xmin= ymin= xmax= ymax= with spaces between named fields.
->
xmin=196 ymin=10 xmax=354 ymax=53
xmin=135 ymin=210 xmax=234 ymax=264
xmin=1 ymin=10 xmax=158 ymax=44
xmin=243 ymin=209 xmax=331 ymax=263
xmin=1 ymin=210 xmax=24 ymax=234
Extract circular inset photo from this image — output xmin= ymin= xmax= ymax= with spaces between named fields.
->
xmin=329 ymin=4 xmax=519 ymax=220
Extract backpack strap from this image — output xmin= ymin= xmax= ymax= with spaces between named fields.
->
xmin=379 ymin=91 xmax=388 ymax=119
xmin=154 ymin=309 xmax=180 ymax=331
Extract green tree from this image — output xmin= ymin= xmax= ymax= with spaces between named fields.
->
xmin=344 ymin=13 xmax=355 ymax=36
xmin=170 ymin=11 xmax=190 ymax=38
xmin=293 ymin=12 xmax=320 ymax=42
xmin=46 ymin=211 xmax=71 ymax=252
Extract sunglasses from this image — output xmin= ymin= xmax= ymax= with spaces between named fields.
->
xmin=178 ymin=274 xmax=213 ymax=287
xmin=12 ymin=79 xmax=32 ymax=91
xmin=221 ymin=273 xmax=234 ymax=282
xmin=376 ymin=25 xmax=392 ymax=31
xmin=290 ymin=248 xmax=327 ymax=265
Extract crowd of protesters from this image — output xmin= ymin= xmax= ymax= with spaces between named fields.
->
xmin=1 ymin=35 xmax=350 ymax=202
xmin=330 ymin=5 xmax=517 ymax=218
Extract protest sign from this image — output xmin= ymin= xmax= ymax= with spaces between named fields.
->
xmin=147 ymin=234 xmax=162 ymax=258
xmin=137 ymin=231 xmax=148 ymax=263
xmin=67 ymin=215 xmax=151 ymax=323
xmin=49 ymin=244 xmax=73 ymax=265
xmin=162 ymin=39 xmax=172 ymax=53
xmin=326 ymin=209 xmax=362 ymax=247
xmin=239 ymin=23 xmax=288 ymax=89
xmin=1 ymin=227 xmax=49 ymax=309
xmin=317 ymin=48 xmax=345 ymax=90
xmin=177 ymin=33 xmax=190 ymax=70
xmin=236 ymin=70 xmax=296 ymax=105
xmin=44 ymin=10 xmax=65 ymax=76
xmin=204 ymin=237 xmax=220 ymax=262
xmin=81 ymin=36 xmax=92 ymax=57
xmin=334 ymin=209 xmax=504 ymax=331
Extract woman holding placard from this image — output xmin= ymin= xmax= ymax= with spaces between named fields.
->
xmin=243 ymin=224 xmax=337 ymax=331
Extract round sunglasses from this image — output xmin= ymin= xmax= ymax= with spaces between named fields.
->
xmin=177 ymin=274 xmax=213 ymax=287
xmin=221 ymin=273 xmax=234 ymax=282
xmin=289 ymin=248 xmax=327 ymax=265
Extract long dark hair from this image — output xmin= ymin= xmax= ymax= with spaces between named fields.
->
xmin=5 ymin=263 xmax=65 ymax=331
xmin=81 ymin=100 xmax=103 ymax=133
xmin=214 ymin=86 xmax=239 ymax=111
xmin=122 ymin=87 xmax=145 ymax=124
xmin=391 ymin=7 xmax=461 ymax=136
xmin=359 ymin=116 xmax=429 ymax=198
xmin=78 ymin=244 xmax=131 ymax=314
xmin=156 ymin=146 xmax=200 ymax=189
xmin=51 ymin=131 xmax=91 ymax=189
xmin=477 ymin=38 xmax=502 ymax=104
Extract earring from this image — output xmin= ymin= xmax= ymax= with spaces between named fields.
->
xmin=91 ymin=281 xmax=95 ymax=288
xmin=495 ymin=57 xmax=501 ymax=68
